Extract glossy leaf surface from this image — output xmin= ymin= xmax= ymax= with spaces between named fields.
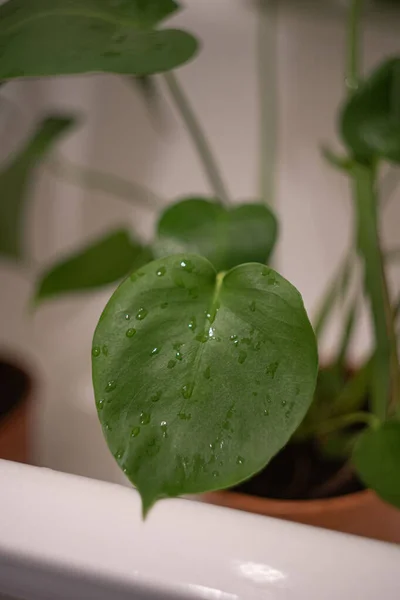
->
xmin=341 ymin=58 xmax=400 ymax=163
xmin=155 ymin=198 xmax=278 ymax=272
xmin=0 ymin=116 xmax=74 ymax=258
xmin=35 ymin=229 xmax=152 ymax=304
xmin=0 ymin=0 xmax=197 ymax=79
xmin=92 ymin=254 xmax=318 ymax=515
xmin=352 ymin=421 xmax=400 ymax=508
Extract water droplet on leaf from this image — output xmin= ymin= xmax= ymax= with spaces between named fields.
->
xmin=167 ymin=359 xmax=176 ymax=369
xmin=140 ymin=412 xmax=151 ymax=425
xmin=238 ymin=351 xmax=247 ymax=364
xmin=105 ymin=380 xmax=116 ymax=393
xmin=92 ymin=346 xmax=101 ymax=357
xmin=236 ymin=456 xmax=245 ymax=465
xmin=204 ymin=366 xmax=211 ymax=380
xmin=136 ymin=307 xmax=148 ymax=320
xmin=156 ymin=266 xmax=166 ymax=277
xmin=126 ymin=328 xmax=136 ymax=338
xmin=131 ymin=426 xmax=140 ymax=438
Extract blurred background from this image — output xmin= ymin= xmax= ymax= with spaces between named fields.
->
xmin=1 ymin=0 xmax=400 ymax=486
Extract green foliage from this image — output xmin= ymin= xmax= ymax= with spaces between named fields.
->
xmin=34 ymin=230 xmax=152 ymax=304
xmin=353 ymin=421 xmax=400 ymax=508
xmin=341 ymin=58 xmax=400 ymax=164
xmin=155 ymin=198 xmax=278 ymax=272
xmin=0 ymin=115 xmax=75 ymax=259
xmin=0 ymin=0 xmax=198 ymax=79
xmin=92 ymin=254 xmax=318 ymax=514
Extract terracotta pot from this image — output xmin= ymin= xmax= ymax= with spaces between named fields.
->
xmin=204 ymin=489 xmax=400 ymax=544
xmin=0 ymin=358 xmax=32 ymax=464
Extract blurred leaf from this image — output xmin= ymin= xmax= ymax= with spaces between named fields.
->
xmin=321 ymin=145 xmax=354 ymax=172
xmin=0 ymin=115 xmax=75 ymax=259
xmin=92 ymin=255 xmax=318 ymax=515
xmin=341 ymin=58 xmax=400 ymax=163
xmin=155 ymin=198 xmax=278 ymax=272
xmin=34 ymin=229 xmax=152 ymax=304
xmin=352 ymin=421 xmax=400 ymax=507
xmin=319 ymin=430 xmax=358 ymax=461
xmin=0 ymin=0 xmax=198 ymax=80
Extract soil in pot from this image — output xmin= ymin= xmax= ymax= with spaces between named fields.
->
xmin=0 ymin=358 xmax=32 ymax=463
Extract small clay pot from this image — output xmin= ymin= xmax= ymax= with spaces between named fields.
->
xmin=0 ymin=358 xmax=32 ymax=463
xmin=204 ymin=489 xmax=400 ymax=544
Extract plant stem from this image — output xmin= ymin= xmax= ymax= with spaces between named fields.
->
xmin=257 ymin=0 xmax=278 ymax=208
xmin=163 ymin=72 xmax=231 ymax=206
xmin=46 ymin=155 xmax=163 ymax=210
xmin=346 ymin=0 xmax=364 ymax=92
xmin=352 ymin=163 xmax=400 ymax=419
xmin=315 ymin=411 xmax=379 ymax=437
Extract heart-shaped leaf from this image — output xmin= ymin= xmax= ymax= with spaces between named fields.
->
xmin=154 ymin=198 xmax=278 ymax=272
xmin=0 ymin=0 xmax=198 ymax=80
xmin=352 ymin=421 xmax=400 ymax=508
xmin=92 ymin=254 xmax=318 ymax=515
xmin=341 ymin=58 xmax=400 ymax=163
xmin=34 ymin=229 xmax=152 ymax=305
xmin=0 ymin=115 xmax=75 ymax=259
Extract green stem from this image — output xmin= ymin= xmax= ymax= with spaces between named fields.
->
xmin=315 ymin=411 xmax=379 ymax=437
xmin=346 ymin=0 xmax=364 ymax=92
xmin=46 ymin=155 xmax=163 ymax=210
xmin=352 ymin=163 xmax=399 ymax=419
xmin=163 ymin=72 xmax=231 ymax=206
xmin=257 ymin=0 xmax=277 ymax=208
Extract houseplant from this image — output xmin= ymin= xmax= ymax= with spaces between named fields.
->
xmin=0 ymin=0 xmax=399 ymax=539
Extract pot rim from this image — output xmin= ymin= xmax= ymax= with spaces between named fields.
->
xmin=206 ymin=488 xmax=375 ymax=516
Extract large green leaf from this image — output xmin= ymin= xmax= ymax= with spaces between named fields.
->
xmin=154 ymin=198 xmax=278 ymax=272
xmin=92 ymin=254 xmax=318 ymax=515
xmin=352 ymin=421 xmax=400 ymax=508
xmin=0 ymin=0 xmax=198 ymax=79
xmin=0 ymin=115 xmax=75 ymax=259
xmin=341 ymin=58 xmax=400 ymax=163
xmin=34 ymin=229 xmax=152 ymax=304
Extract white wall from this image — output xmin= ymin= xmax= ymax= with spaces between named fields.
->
xmin=1 ymin=0 xmax=400 ymax=483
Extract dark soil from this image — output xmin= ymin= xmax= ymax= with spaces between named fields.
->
xmin=0 ymin=359 xmax=30 ymax=422
xmin=233 ymin=439 xmax=364 ymax=500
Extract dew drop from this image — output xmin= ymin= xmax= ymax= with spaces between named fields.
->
xmin=136 ymin=307 xmax=148 ymax=320
xmin=126 ymin=328 xmax=136 ymax=338
xmin=92 ymin=345 xmax=101 ymax=357
xmin=180 ymin=259 xmax=194 ymax=272
xmin=181 ymin=383 xmax=193 ymax=399
xmin=115 ymin=451 xmax=123 ymax=460
xmin=160 ymin=420 xmax=168 ymax=437
xmin=281 ymin=399 xmax=287 ymax=407
xmin=212 ymin=471 xmax=219 ymax=477
xmin=104 ymin=423 xmax=112 ymax=431
xmin=188 ymin=316 xmax=197 ymax=332
xmin=96 ymin=398 xmax=104 ymax=410
xmin=105 ymin=380 xmax=116 ymax=393
xmin=236 ymin=456 xmax=245 ymax=465
xmin=249 ymin=301 xmax=256 ymax=312
xmin=167 ymin=359 xmax=176 ymax=369
xmin=140 ymin=412 xmax=151 ymax=425
xmin=252 ymin=391 xmax=258 ymax=396
xmin=150 ymin=347 xmax=161 ymax=356
xmin=238 ymin=351 xmax=247 ymax=364
xmin=125 ymin=313 xmax=130 ymax=320
xmin=175 ymin=351 xmax=183 ymax=361
xmin=262 ymin=267 xmax=269 ymax=277
xmin=230 ymin=335 xmax=238 ymax=342
xmin=156 ymin=266 xmax=166 ymax=277
xmin=203 ymin=366 xmax=211 ymax=380
xmin=151 ymin=391 xmax=162 ymax=403
xmin=131 ymin=426 xmax=141 ymax=438
xmin=285 ymin=411 xmax=290 ymax=419
xmin=102 ymin=345 xmax=109 ymax=356
xmin=161 ymin=302 xmax=168 ymax=309
xmin=264 ymin=409 xmax=269 ymax=416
